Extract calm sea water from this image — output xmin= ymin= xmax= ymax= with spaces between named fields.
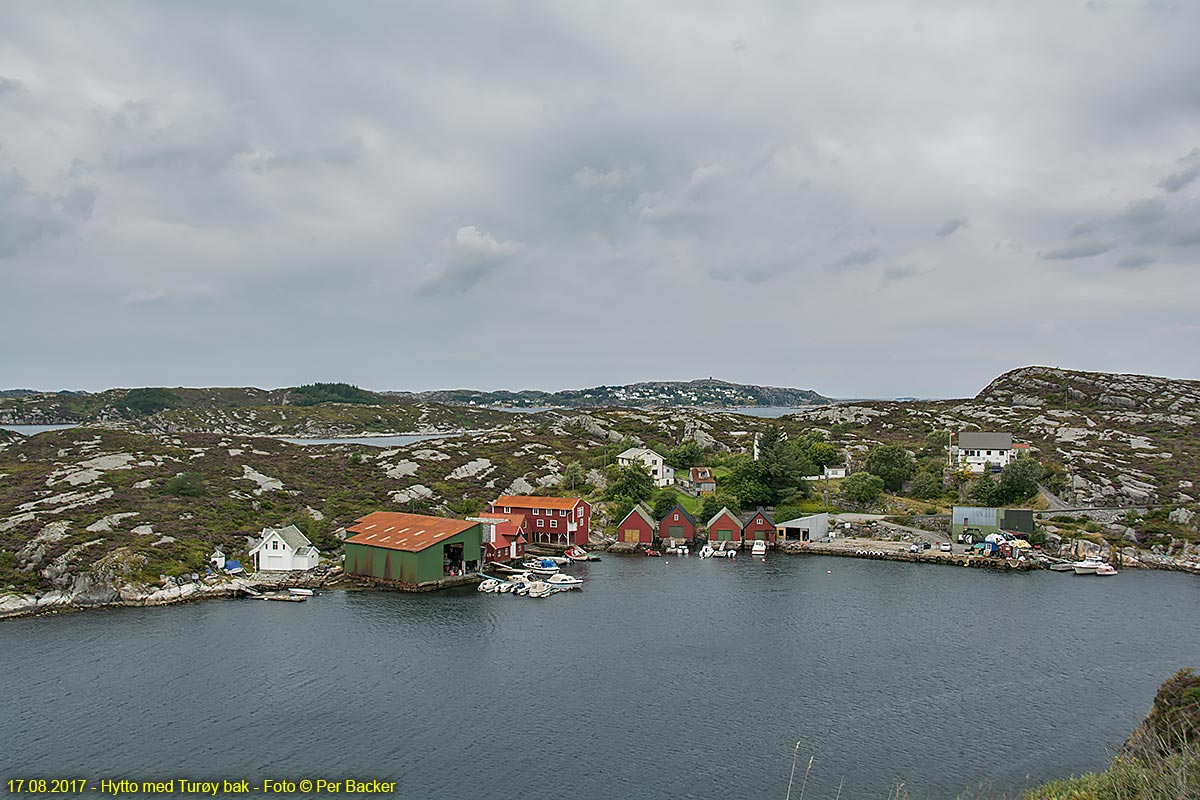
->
xmin=3 ymin=557 xmax=1198 ymax=800
xmin=0 ymin=424 xmax=79 ymax=435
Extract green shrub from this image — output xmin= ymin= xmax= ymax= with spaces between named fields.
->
xmin=121 ymin=387 xmax=180 ymax=416
xmin=164 ymin=472 xmax=206 ymax=497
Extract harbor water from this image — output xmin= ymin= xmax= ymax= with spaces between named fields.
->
xmin=3 ymin=555 xmax=1199 ymax=799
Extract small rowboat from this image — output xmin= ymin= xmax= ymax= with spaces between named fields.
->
xmin=288 ymin=587 xmax=314 ymax=597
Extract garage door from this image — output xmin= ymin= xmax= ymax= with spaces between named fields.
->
xmin=753 ymin=530 xmax=766 ymax=540
xmin=623 ymin=529 xmax=641 ymax=543
xmin=266 ymin=554 xmax=286 ymax=570
xmin=715 ymin=529 xmax=733 ymax=541
xmin=668 ymin=525 xmax=684 ymax=538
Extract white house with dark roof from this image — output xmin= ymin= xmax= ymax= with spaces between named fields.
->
xmin=952 ymin=432 xmax=1015 ymax=474
xmin=616 ymin=447 xmax=674 ymax=487
xmin=248 ymin=524 xmax=320 ymax=572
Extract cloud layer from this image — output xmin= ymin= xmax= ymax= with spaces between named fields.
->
xmin=2 ymin=2 xmax=1199 ymax=397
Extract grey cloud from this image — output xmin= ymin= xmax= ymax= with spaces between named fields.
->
xmin=1116 ymin=253 xmax=1156 ymax=270
xmin=936 ymin=217 xmax=968 ymax=237
xmin=1158 ymin=148 xmax=1200 ymax=193
xmin=1039 ymin=241 xmax=1114 ymax=260
xmin=881 ymin=263 xmax=922 ymax=282
xmin=248 ymin=139 xmax=365 ymax=172
xmin=0 ymin=169 xmax=94 ymax=258
xmin=418 ymin=226 xmax=519 ymax=297
xmin=1115 ymin=197 xmax=1168 ymax=226
xmin=830 ymin=247 xmax=883 ymax=271
xmin=0 ymin=76 xmax=22 ymax=96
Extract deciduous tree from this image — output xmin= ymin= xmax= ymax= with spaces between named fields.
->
xmin=866 ymin=444 xmax=916 ymax=492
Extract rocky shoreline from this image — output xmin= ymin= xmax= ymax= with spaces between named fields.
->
xmin=0 ymin=566 xmax=347 ymax=621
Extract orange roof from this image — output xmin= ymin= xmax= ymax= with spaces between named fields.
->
xmin=345 ymin=512 xmax=478 ymax=552
xmin=491 ymin=495 xmax=581 ymax=510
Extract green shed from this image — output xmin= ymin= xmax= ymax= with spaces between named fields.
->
xmin=344 ymin=511 xmax=482 ymax=588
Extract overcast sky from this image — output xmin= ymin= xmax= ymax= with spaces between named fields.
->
xmin=2 ymin=2 xmax=1199 ymax=399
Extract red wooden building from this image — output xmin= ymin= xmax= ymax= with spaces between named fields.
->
xmin=616 ymin=504 xmax=657 ymax=545
xmin=706 ymin=507 xmax=744 ymax=543
xmin=475 ymin=513 xmax=528 ymax=562
xmin=741 ymin=507 xmax=776 ymax=544
xmin=487 ymin=495 xmax=591 ymax=546
xmin=658 ymin=503 xmax=697 ymax=542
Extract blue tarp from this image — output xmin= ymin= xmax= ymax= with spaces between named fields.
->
xmin=539 ymin=559 xmax=555 ymax=568
xmin=223 ymin=559 xmax=243 ymax=573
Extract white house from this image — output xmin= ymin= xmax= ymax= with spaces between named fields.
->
xmin=616 ymin=447 xmax=674 ymax=487
xmin=209 ymin=548 xmax=226 ymax=569
xmin=952 ymin=432 xmax=1015 ymax=474
xmin=248 ymin=525 xmax=320 ymax=572
xmin=802 ymin=466 xmax=848 ymax=481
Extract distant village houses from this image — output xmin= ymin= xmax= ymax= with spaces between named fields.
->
xmin=616 ymin=447 xmax=675 ymax=487
xmin=248 ymin=525 xmax=320 ymax=572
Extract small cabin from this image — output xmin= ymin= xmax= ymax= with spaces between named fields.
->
xmin=706 ymin=507 xmax=743 ymax=543
xmin=658 ymin=504 xmax=697 ymax=542
xmin=617 ymin=504 xmax=657 ymax=545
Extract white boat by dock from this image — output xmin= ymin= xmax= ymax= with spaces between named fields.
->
xmin=288 ymin=587 xmax=314 ymax=597
xmin=751 ymin=540 xmax=767 ymax=557
xmin=1073 ymin=557 xmax=1107 ymax=575
xmin=545 ymin=573 xmax=583 ymax=590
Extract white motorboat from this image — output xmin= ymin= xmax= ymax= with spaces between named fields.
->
xmin=1073 ymin=557 xmax=1107 ymax=575
xmin=1096 ymin=564 xmax=1118 ymax=576
xmin=288 ymin=587 xmax=314 ymax=597
xmin=665 ymin=544 xmax=689 ymax=555
xmin=546 ymin=573 xmax=584 ymax=590
xmin=497 ymin=581 xmax=515 ymax=593
xmin=527 ymin=580 xmax=554 ymax=598
xmin=521 ymin=558 xmax=561 ymax=575
xmin=751 ymin=540 xmax=767 ymax=557
xmin=477 ymin=578 xmax=502 ymax=593
xmin=698 ymin=544 xmax=715 ymax=559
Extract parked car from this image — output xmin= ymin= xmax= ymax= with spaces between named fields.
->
xmin=939 ymin=541 xmax=952 ymax=552
xmin=922 ymin=541 xmax=932 ymax=551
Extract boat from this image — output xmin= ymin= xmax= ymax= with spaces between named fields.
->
xmin=644 ymin=549 xmax=662 ymax=557
xmin=546 ymin=573 xmax=584 ymax=590
xmin=521 ymin=558 xmax=561 ymax=575
xmin=698 ymin=544 xmax=715 ymax=559
xmin=477 ymin=578 xmax=502 ymax=593
xmin=1073 ymin=557 xmax=1107 ymax=575
xmin=565 ymin=545 xmax=600 ymax=562
xmin=1096 ymin=564 xmax=1118 ymax=576
xmin=751 ymin=540 xmax=767 ymax=557
xmin=264 ymin=593 xmax=305 ymax=602
xmin=527 ymin=580 xmax=554 ymax=598
xmin=288 ymin=587 xmax=314 ymax=597
xmin=497 ymin=581 xmax=515 ymax=594
xmin=1050 ymin=563 xmax=1077 ymax=572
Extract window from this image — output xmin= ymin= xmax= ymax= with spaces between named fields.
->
xmin=271 ymin=540 xmax=278 ymax=550
xmin=532 ymin=509 xmax=539 ymax=515
xmin=503 ymin=506 xmax=511 ymax=513
xmin=550 ymin=520 xmax=557 ymax=528
xmin=673 ymin=513 xmax=679 ymax=521
xmin=559 ymin=509 xmax=567 ymax=516
xmin=577 ymin=507 xmax=584 ymax=518
xmin=537 ymin=519 xmax=544 ymax=528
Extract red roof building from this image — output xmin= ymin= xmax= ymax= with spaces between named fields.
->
xmin=474 ymin=513 xmax=528 ymax=562
xmin=487 ymin=495 xmax=591 ymax=547
xmin=686 ymin=467 xmax=717 ymax=495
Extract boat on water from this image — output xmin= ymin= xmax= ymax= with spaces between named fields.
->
xmin=527 ymin=580 xmax=554 ymax=598
xmin=665 ymin=544 xmax=689 ymax=555
xmin=546 ymin=573 xmax=584 ymax=590
xmin=645 ymin=549 xmax=662 ymax=557
xmin=751 ymin=540 xmax=767 ymax=557
xmin=263 ymin=593 xmax=305 ymax=602
xmin=477 ymin=578 xmax=502 ymax=593
xmin=1050 ymin=563 xmax=1077 ymax=572
xmin=1096 ymin=564 xmax=1118 ymax=576
xmin=1073 ymin=557 xmax=1107 ymax=575
xmin=698 ymin=544 xmax=715 ymax=559
xmin=564 ymin=545 xmax=600 ymax=562
xmin=521 ymin=558 xmax=561 ymax=575
xmin=288 ymin=587 xmax=314 ymax=597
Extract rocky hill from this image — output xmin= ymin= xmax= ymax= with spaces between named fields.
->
xmin=978 ymin=366 xmax=1200 ymax=416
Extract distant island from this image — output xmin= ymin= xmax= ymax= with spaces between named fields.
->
xmin=395 ymin=379 xmax=831 ymax=409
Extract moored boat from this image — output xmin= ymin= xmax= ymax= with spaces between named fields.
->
xmin=546 ymin=573 xmax=584 ymax=590
xmin=1096 ymin=564 xmax=1118 ymax=576
xmin=564 ymin=545 xmax=600 ymax=562
xmin=751 ymin=540 xmax=767 ymax=557
xmin=288 ymin=587 xmax=314 ymax=597
xmin=477 ymin=578 xmax=502 ymax=593
xmin=1073 ymin=557 xmax=1106 ymax=575
xmin=521 ymin=558 xmax=561 ymax=575
xmin=527 ymin=580 xmax=554 ymax=598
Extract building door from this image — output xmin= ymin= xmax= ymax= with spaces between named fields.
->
xmin=716 ymin=529 xmax=732 ymax=541
xmin=623 ymin=529 xmax=641 ymax=543
xmin=668 ymin=525 xmax=684 ymax=538
xmin=753 ymin=530 xmax=766 ymax=540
